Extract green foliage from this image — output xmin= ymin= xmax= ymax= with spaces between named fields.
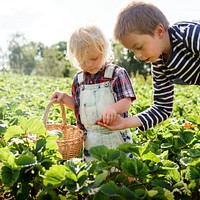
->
xmin=0 ymin=73 xmax=200 ymax=199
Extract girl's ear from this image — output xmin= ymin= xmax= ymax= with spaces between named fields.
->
xmin=155 ymin=23 xmax=165 ymax=38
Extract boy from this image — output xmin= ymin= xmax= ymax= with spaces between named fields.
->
xmin=96 ymin=1 xmax=200 ymax=131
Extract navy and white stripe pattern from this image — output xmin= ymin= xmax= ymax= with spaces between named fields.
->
xmin=137 ymin=21 xmax=200 ymax=131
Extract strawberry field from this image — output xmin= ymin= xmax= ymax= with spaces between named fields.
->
xmin=0 ymin=72 xmax=200 ymax=200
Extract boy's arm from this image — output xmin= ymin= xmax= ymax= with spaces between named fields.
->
xmin=136 ymin=63 xmax=174 ymax=131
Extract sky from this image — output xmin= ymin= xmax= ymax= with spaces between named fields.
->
xmin=0 ymin=0 xmax=199 ymax=51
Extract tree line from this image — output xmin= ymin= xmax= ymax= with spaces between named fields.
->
xmin=0 ymin=33 xmax=151 ymax=79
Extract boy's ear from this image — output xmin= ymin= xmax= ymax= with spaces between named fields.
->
xmin=155 ymin=23 xmax=165 ymax=38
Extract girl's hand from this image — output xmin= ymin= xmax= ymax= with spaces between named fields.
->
xmin=101 ymin=106 xmax=117 ymax=125
xmin=50 ymin=91 xmax=66 ymax=103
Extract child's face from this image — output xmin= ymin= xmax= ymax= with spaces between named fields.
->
xmin=79 ymin=47 xmax=103 ymax=75
xmin=120 ymin=28 xmax=164 ymax=63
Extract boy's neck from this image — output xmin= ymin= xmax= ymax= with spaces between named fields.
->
xmin=162 ymin=31 xmax=171 ymax=58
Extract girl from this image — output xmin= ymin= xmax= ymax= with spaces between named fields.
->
xmin=50 ymin=24 xmax=136 ymax=161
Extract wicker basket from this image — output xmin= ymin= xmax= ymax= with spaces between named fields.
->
xmin=43 ymin=99 xmax=85 ymax=160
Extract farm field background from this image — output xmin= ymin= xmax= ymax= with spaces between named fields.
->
xmin=0 ymin=72 xmax=200 ymax=199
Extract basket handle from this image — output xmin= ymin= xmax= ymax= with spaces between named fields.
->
xmin=43 ymin=98 xmax=67 ymax=128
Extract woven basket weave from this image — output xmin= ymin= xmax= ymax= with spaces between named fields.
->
xmin=43 ymin=99 xmax=85 ymax=160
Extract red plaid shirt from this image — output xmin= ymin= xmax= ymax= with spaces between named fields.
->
xmin=71 ymin=63 xmax=136 ymax=131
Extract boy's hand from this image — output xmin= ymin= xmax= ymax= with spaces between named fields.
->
xmin=95 ymin=115 xmax=125 ymax=130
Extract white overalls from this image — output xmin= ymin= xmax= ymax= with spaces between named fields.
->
xmin=78 ymin=65 xmax=133 ymax=162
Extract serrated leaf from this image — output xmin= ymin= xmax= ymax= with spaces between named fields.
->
xmin=100 ymin=181 xmax=120 ymax=197
xmin=168 ymin=169 xmax=180 ymax=182
xmin=179 ymin=131 xmax=194 ymax=144
xmin=1 ymin=166 xmax=20 ymax=186
xmin=142 ymin=151 xmax=160 ymax=162
xmin=180 ymin=157 xmax=191 ymax=166
xmin=4 ymin=125 xmax=24 ymax=142
xmin=163 ymin=188 xmax=174 ymax=200
xmin=186 ymin=167 xmax=200 ymax=180
xmin=122 ymin=159 xmax=149 ymax=178
xmin=44 ymin=165 xmax=67 ymax=186
xmin=89 ymin=145 xmax=109 ymax=160
xmin=146 ymin=189 xmax=158 ymax=197
xmin=27 ymin=118 xmax=46 ymax=136
xmin=0 ymin=147 xmax=16 ymax=168
xmin=15 ymin=154 xmax=36 ymax=167
xmin=161 ymin=160 xmax=179 ymax=170
xmin=102 ymin=149 xmax=121 ymax=163
xmin=94 ymin=171 xmax=108 ymax=187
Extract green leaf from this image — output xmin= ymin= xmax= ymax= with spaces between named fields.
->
xmin=15 ymin=154 xmax=37 ymax=167
xmin=102 ymin=149 xmax=121 ymax=164
xmin=93 ymin=191 xmax=110 ymax=200
xmin=180 ymin=157 xmax=191 ymax=166
xmin=35 ymin=139 xmax=46 ymax=154
xmin=117 ymin=143 xmax=139 ymax=156
xmin=151 ymin=179 xmax=171 ymax=188
xmin=18 ymin=116 xmax=28 ymax=131
xmin=186 ymin=167 xmax=200 ymax=180
xmin=4 ymin=125 xmax=24 ymax=142
xmin=89 ymin=145 xmax=109 ymax=160
xmin=163 ymin=188 xmax=175 ymax=200
xmin=179 ymin=131 xmax=194 ymax=144
xmin=168 ymin=169 xmax=180 ymax=182
xmin=46 ymin=138 xmax=58 ymax=151
xmin=122 ymin=159 xmax=149 ymax=178
xmin=94 ymin=171 xmax=108 ymax=187
xmin=161 ymin=160 xmax=179 ymax=170
xmin=0 ymin=147 xmax=16 ymax=168
xmin=146 ymin=189 xmax=158 ymax=197
xmin=27 ymin=118 xmax=46 ymax=136
xmin=100 ymin=181 xmax=120 ymax=197
xmin=138 ymin=141 xmax=150 ymax=156
xmin=142 ymin=151 xmax=160 ymax=162
xmin=1 ymin=166 xmax=20 ymax=186
xmin=77 ymin=170 xmax=88 ymax=186
xmin=189 ymin=149 xmax=200 ymax=158
xmin=135 ymin=188 xmax=146 ymax=199
xmin=151 ymin=186 xmax=174 ymax=200
xmin=66 ymin=171 xmax=77 ymax=182
xmin=120 ymin=185 xmax=136 ymax=199
xmin=44 ymin=165 xmax=67 ymax=186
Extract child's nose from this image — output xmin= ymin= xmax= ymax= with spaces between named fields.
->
xmin=134 ymin=52 xmax=142 ymax=60
xmin=86 ymin=60 xmax=93 ymax=67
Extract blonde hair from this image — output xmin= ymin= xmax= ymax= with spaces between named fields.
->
xmin=67 ymin=24 xmax=114 ymax=69
xmin=114 ymin=0 xmax=169 ymax=41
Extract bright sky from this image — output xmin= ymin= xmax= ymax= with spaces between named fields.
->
xmin=0 ymin=0 xmax=199 ymax=51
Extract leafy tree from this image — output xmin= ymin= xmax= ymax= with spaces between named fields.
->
xmin=34 ymin=46 xmax=66 ymax=77
xmin=8 ymin=33 xmax=45 ymax=75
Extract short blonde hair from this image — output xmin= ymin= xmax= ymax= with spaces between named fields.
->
xmin=67 ymin=24 xmax=113 ymax=69
xmin=114 ymin=1 xmax=169 ymax=41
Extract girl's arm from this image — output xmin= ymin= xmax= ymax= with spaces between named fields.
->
xmin=109 ymin=97 xmax=132 ymax=114
xmin=50 ymin=91 xmax=75 ymax=111
xmin=101 ymin=97 xmax=132 ymax=125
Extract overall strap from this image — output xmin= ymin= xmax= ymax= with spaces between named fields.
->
xmin=104 ymin=64 xmax=116 ymax=79
xmin=77 ymin=71 xmax=84 ymax=85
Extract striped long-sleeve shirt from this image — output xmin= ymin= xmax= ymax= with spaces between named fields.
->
xmin=136 ymin=21 xmax=200 ymax=131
